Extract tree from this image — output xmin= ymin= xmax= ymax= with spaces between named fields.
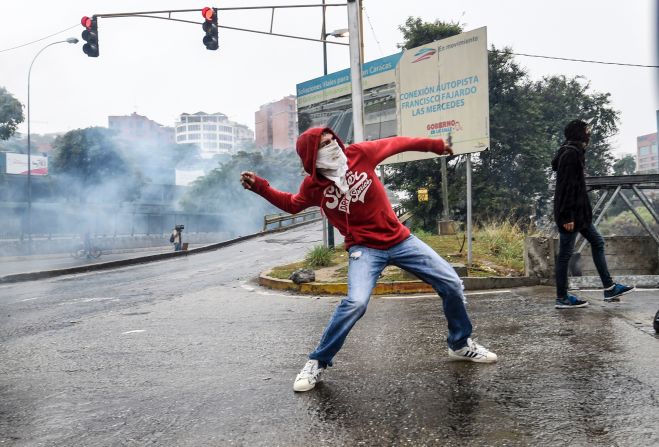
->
xmin=397 ymin=17 xmax=462 ymax=49
xmin=50 ymin=127 xmax=141 ymax=202
xmin=612 ymin=154 xmax=636 ymax=175
xmin=0 ymin=86 xmax=24 ymax=141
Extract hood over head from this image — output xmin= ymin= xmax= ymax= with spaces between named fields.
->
xmin=552 ymin=142 xmax=583 ymax=172
xmin=296 ymin=127 xmax=346 ymax=179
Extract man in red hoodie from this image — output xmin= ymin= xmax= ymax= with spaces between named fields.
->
xmin=241 ymin=127 xmax=497 ymax=392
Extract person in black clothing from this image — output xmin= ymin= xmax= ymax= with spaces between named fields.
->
xmin=552 ymin=119 xmax=634 ymax=308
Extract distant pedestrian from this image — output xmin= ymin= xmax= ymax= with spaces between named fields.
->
xmin=241 ymin=127 xmax=497 ymax=393
xmin=552 ymin=119 xmax=634 ymax=308
xmin=170 ymin=226 xmax=182 ymax=252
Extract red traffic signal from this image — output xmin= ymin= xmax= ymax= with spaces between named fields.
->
xmin=202 ymin=7 xmax=214 ymax=21
xmin=81 ymin=16 xmax=92 ymax=29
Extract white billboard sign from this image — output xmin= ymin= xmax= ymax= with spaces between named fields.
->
xmin=6 ymin=152 xmax=49 ymax=175
xmin=389 ymin=27 xmax=489 ymax=164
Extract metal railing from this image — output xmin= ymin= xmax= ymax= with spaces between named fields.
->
xmin=393 ymin=204 xmax=412 ymax=224
xmin=262 ymin=208 xmax=321 ymax=231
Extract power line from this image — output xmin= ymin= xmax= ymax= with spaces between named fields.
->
xmin=492 ymin=49 xmax=659 ymax=68
xmin=2 ymin=22 xmax=658 ymax=69
xmin=0 ymin=24 xmax=79 ymax=53
xmin=362 ymin=5 xmax=384 ymax=57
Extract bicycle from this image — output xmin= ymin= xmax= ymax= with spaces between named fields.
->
xmin=70 ymin=244 xmax=102 ymax=259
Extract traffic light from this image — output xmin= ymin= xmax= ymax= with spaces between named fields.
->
xmin=201 ymin=7 xmax=218 ymax=50
xmin=80 ymin=16 xmax=99 ymax=57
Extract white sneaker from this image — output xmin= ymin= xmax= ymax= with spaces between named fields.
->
xmin=293 ymin=359 xmax=324 ymax=392
xmin=448 ymin=338 xmax=498 ymax=363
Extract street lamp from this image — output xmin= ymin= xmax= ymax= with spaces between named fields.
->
xmin=322 ymin=26 xmax=350 ymax=76
xmin=26 ymin=37 xmax=78 ymax=250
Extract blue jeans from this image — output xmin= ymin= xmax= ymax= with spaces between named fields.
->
xmin=309 ymin=235 xmax=473 ymax=367
xmin=555 ymin=223 xmax=613 ymax=298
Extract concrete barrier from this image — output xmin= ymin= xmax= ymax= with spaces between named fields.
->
xmin=524 ymin=235 xmax=659 ymax=278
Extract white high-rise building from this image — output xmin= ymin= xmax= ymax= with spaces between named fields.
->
xmin=175 ymin=112 xmax=254 ymax=159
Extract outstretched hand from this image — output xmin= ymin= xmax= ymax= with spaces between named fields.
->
xmin=240 ymin=171 xmax=256 ymax=190
xmin=443 ymin=144 xmax=454 ymax=156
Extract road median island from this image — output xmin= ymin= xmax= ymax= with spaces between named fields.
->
xmin=259 ymin=227 xmax=542 ymax=294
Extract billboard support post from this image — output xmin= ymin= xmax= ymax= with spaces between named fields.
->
xmin=466 ymin=154 xmax=473 ymax=267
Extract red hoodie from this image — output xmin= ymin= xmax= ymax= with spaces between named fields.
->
xmin=250 ymin=127 xmax=448 ymax=250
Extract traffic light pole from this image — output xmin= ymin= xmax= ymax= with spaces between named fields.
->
xmin=91 ymin=4 xmax=350 ymax=48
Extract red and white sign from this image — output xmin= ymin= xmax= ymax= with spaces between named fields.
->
xmin=5 ymin=152 xmax=49 ymax=175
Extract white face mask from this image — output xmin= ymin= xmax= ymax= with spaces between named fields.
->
xmin=316 ymin=140 xmax=349 ymax=193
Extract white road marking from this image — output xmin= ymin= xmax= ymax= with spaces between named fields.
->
xmin=377 ymin=290 xmax=512 ymax=300
xmin=122 ymin=329 xmax=146 ymax=335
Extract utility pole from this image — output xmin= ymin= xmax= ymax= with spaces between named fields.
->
xmin=346 ymin=0 xmax=365 ymax=144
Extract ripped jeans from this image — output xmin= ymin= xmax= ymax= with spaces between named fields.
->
xmin=309 ymin=235 xmax=473 ymax=367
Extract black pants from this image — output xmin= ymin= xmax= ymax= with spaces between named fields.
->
xmin=555 ymin=223 xmax=613 ymax=298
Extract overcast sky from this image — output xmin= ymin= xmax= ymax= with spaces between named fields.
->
xmin=1 ymin=0 xmax=657 ymax=156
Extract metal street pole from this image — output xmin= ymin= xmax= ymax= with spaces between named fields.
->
xmin=26 ymin=38 xmax=78 ymax=253
xmin=346 ymin=0 xmax=365 ymax=143
xmin=321 ymin=3 xmax=349 ymax=249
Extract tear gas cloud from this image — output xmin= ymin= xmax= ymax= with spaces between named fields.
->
xmin=0 ymin=129 xmax=307 ymax=260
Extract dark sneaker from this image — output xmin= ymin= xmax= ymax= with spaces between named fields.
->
xmin=603 ymin=283 xmax=635 ymax=302
xmin=555 ymin=294 xmax=589 ymax=309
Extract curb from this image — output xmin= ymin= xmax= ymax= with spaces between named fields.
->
xmin=259 ymin=272 xmax=544 ymax=295
xmin=0 ymin=218 xmax=322 ymax=284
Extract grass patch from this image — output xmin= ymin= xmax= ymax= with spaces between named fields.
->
xmin=266 ymin=221 xmax=526 ymax=281
xmin=412 ymin=220 xmax=525 ymax=275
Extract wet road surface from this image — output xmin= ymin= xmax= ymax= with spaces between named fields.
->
xmin=0 ymin=222 xmax=658 ymax=446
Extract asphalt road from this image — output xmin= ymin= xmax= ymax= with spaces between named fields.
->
xmin=1 ymin=221 xmax=658 ymax=446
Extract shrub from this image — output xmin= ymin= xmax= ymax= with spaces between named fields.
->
xmin=305 ymin=245 xmax=334 ymax=267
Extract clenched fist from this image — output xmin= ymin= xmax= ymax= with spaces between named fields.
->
xmin=240 ymin=171 xmax=256 ymax=190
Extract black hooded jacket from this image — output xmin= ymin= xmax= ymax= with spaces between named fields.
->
xmin=552 ymin=142 xmax=592 ymax=232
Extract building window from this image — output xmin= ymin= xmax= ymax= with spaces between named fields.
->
xmin=188 ymin=124 xmax=201 ymax=131
xmin=188 ymin=133 xmax=201 ymax=141
xmin=177 ymin=135 xmax=187 ymax=142
xmin=203 ymin=124 xmax=217 ymax=131
xmin=188 ymin=116 xmax=201 ymax=123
